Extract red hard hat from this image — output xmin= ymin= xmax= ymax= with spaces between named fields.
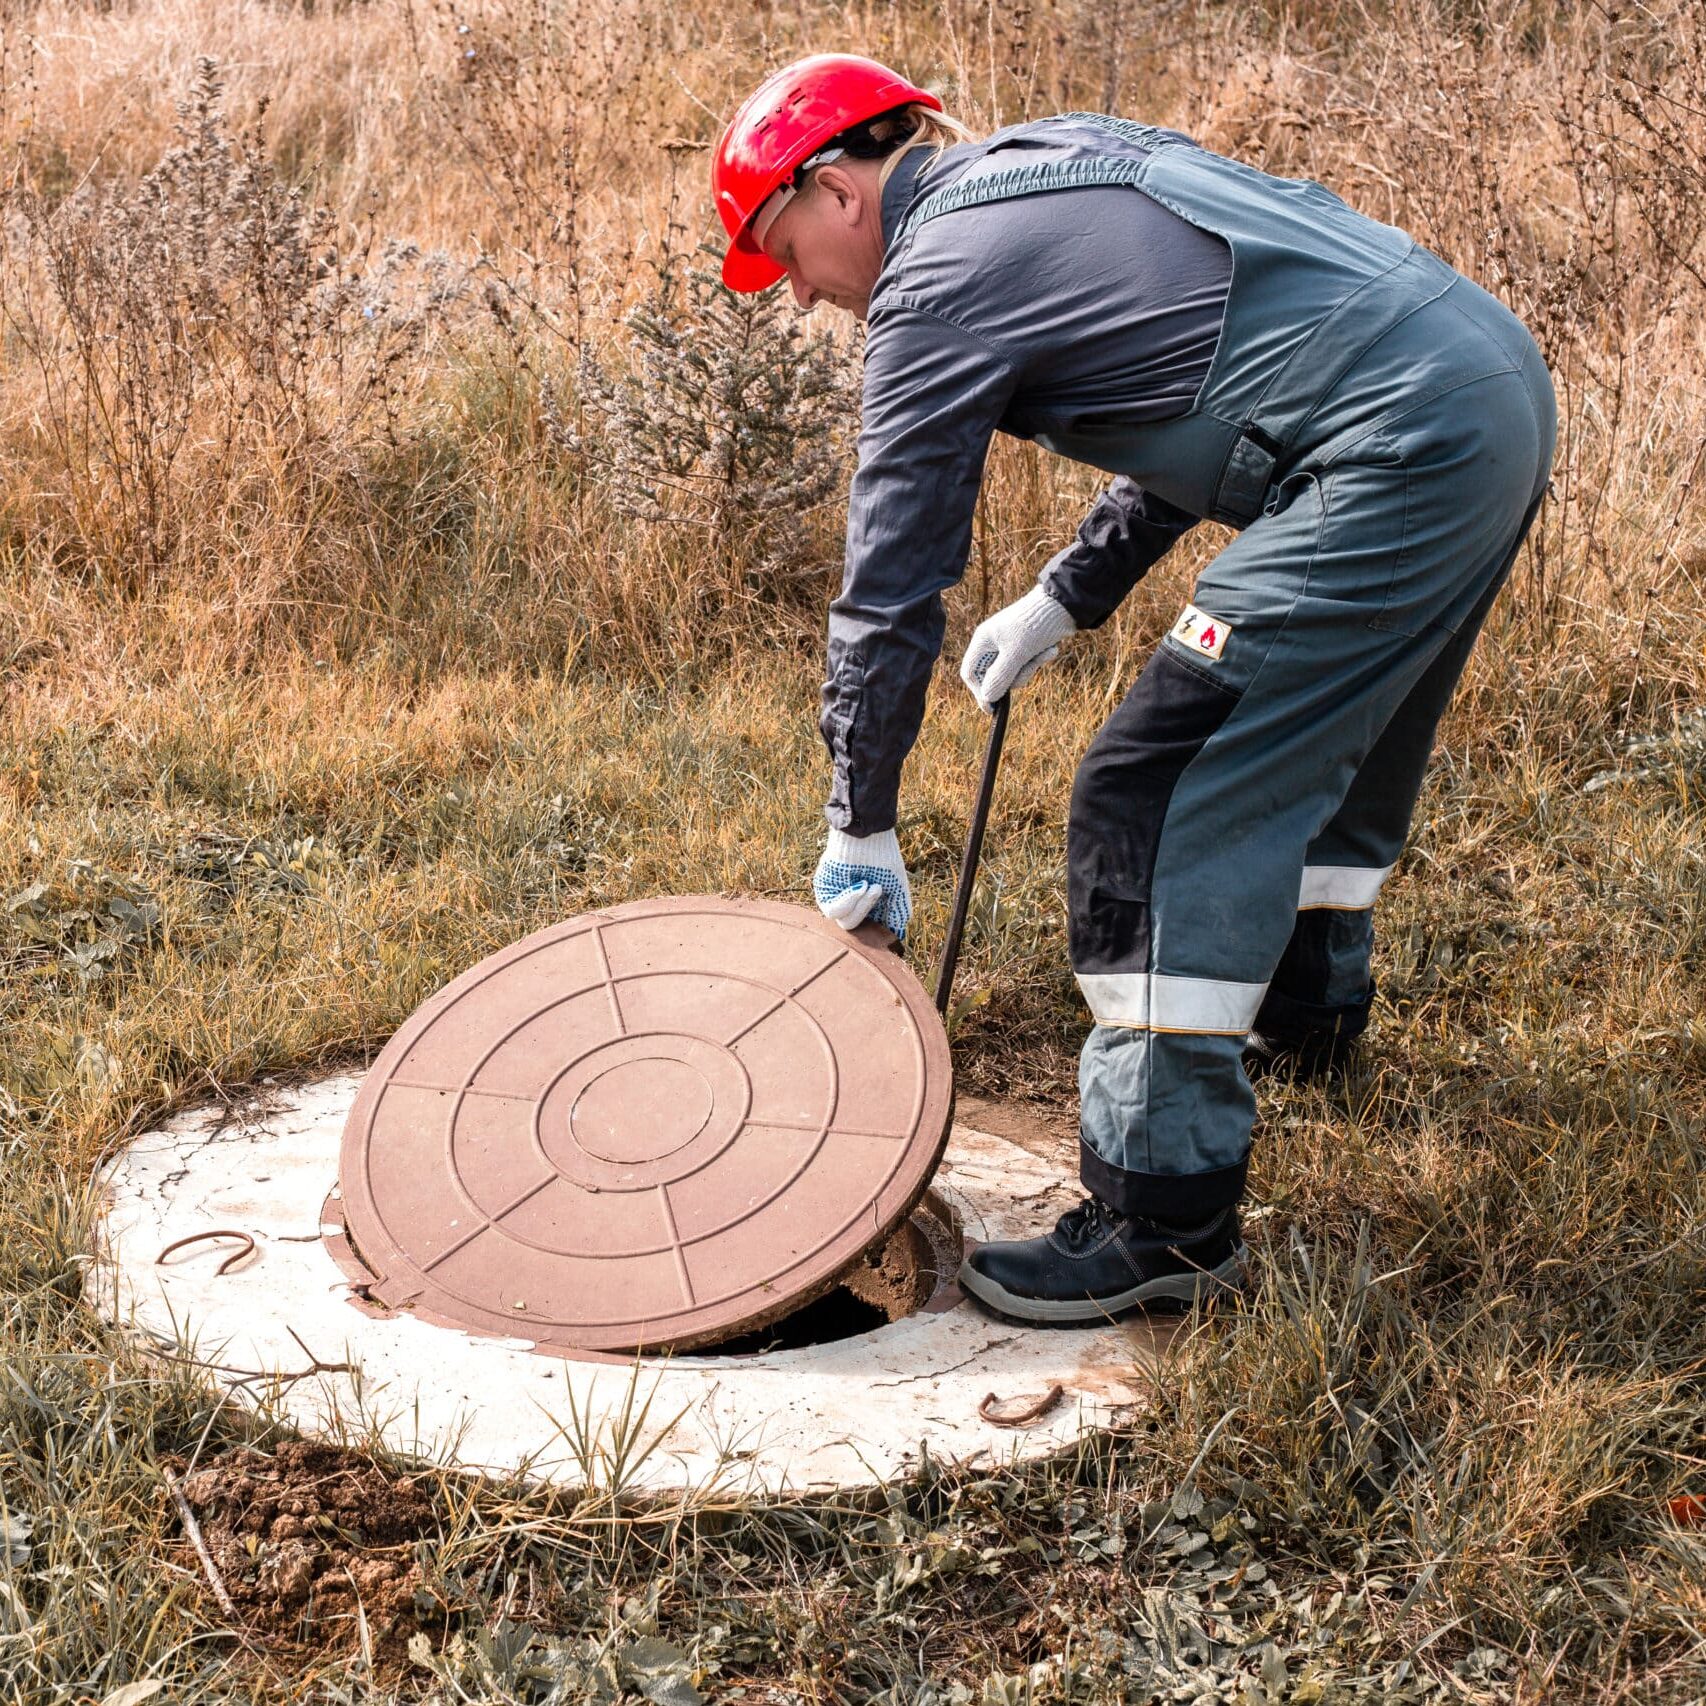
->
xmin=713 ymin=54 xmax=942 ymax=292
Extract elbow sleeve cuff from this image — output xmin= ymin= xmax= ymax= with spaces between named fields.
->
xmin=1038 ymin=560 xmax=1107 ymax=630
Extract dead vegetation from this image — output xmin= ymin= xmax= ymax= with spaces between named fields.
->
xmin=1 ymin=0 xmax=1704 ymax=1701
xmin=168 ymin=1439 xmax=444 ymax=1660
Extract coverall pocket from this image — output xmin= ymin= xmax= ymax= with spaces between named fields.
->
xmin=1363 ymin=449 xmax=1425 ymax=638
xmin=1361 ymin=367 xmax=1547 ymax=638
xmin=1262 ymin=468 xmax=1320 ymax=520
xmin=1309 ymin=432 xmax=1431 ymax=639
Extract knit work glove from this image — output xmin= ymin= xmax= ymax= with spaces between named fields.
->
xmin=813 ymin=827 xmax=912 ymax=940
xmin=959 ymin=586 xmax=1079 ymax=713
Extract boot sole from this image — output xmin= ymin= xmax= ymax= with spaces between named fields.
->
xmin=957 ymin=1246 xmax=1248 ymax=1325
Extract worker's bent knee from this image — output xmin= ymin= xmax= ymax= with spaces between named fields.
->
xmin=1068 ymin=647 xmax=1244 ymax=972
xmin=1068 ymin=743 xmax=1149 ymax=970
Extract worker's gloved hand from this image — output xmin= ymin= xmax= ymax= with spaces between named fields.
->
xmin=959 ymin=586 xmax=1078 ymax=714
xmin=813 ymin=828 xmax=912 ymax=940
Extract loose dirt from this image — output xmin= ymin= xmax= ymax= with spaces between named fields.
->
xmin=839 ymin=1215 xmax=938 ymax=1320
xmin=169 ymin=1438 xmax=445 ymax=1656
xmin=689 ymin=1211 xmax=946 ymax=1354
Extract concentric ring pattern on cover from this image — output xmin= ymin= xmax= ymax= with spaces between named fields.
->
xmin=338 ymin=897 xmax=955 ymax=1352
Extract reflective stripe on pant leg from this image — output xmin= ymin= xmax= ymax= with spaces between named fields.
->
xmin=1068 ymin=643 xmax=1256 ymax=1223
xmin=1298 ymin=863 xmax=1394 ymax=909
xmin=1076 ymin=972 xmax=1266 ymax=1034
xmin=1264 ymin=456 xmax=1554 ymax=1038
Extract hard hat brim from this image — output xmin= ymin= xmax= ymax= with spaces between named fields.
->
xmin=722 ymin=232 xmax=787 ymax=293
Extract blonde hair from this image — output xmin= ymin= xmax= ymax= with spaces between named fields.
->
xmin=873 ymin=104 xmax=975 ymax=190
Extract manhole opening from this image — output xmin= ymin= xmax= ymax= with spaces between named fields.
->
xmin=326 ymin=1189 xmax=962 ymax=1359
xmin=688 ymin=1205 xmax=952 ymax=1357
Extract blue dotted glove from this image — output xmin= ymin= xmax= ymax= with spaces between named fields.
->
xmin=813 ymin=827 xmax=912 ymax=940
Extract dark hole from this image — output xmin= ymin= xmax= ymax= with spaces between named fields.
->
xmin=694 ymin=1285 xmax=890 ymax=1356
xmin=331 ymin=1196 xmax=954 ymax=1359
xmin=677 ymin=1213 xmax=944 ymax=1356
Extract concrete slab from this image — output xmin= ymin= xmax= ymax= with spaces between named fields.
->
xmin=92 ymin=1075 xmax=1170 ymax=1494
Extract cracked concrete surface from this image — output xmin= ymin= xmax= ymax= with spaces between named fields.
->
xmin=92 ymin=1074 xmax=1161 ymax=1493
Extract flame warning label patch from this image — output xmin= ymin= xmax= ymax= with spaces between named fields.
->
xmin=1170 ymin=604 xmax=1231 ymax=662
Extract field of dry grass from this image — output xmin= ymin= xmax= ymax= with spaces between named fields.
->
xmin=1 ymin=0 xmax=1704 ymax=1700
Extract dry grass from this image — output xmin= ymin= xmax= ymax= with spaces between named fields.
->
xmin=1 ymin=0 xmax=1704 ymax=1700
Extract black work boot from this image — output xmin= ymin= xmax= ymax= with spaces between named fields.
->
xmin=1243 ymin=979 xmax=1376 ymax=1084
xmin=1241 ymin=1024 xmax=1361 ymax=1083
xmin=958 ymin=1197 xmax=1246 ymax=1324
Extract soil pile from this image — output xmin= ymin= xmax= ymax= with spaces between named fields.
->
xmin=170 ymin=1438 xmax=443 ymax=1651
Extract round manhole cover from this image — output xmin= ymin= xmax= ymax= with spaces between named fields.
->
xmin=337 ymin=896 xmax=954 ymax=1352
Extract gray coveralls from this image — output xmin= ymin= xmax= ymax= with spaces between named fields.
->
xmin=823 ymin=113 xmax=1555 ymax=1228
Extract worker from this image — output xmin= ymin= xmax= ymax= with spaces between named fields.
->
xmin=711 ymin=55 xmax=1555 ymax=1325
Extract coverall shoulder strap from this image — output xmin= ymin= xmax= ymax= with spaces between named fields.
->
xmin=1056 ymin=111 xmax=1177 ymax=149
xmin=894 ymin=112 xmax=1173 ymax=238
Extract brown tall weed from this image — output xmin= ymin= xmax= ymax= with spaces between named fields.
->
xmin=2 ymin=57 xmax=463 ymax=592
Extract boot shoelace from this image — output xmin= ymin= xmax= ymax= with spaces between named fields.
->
xmin=1057 ymin=1196 xmax=1119 ymax=1248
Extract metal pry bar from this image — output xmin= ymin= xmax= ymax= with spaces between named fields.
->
xmin=934 ymin=694 xmax=1011 ymax=1016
